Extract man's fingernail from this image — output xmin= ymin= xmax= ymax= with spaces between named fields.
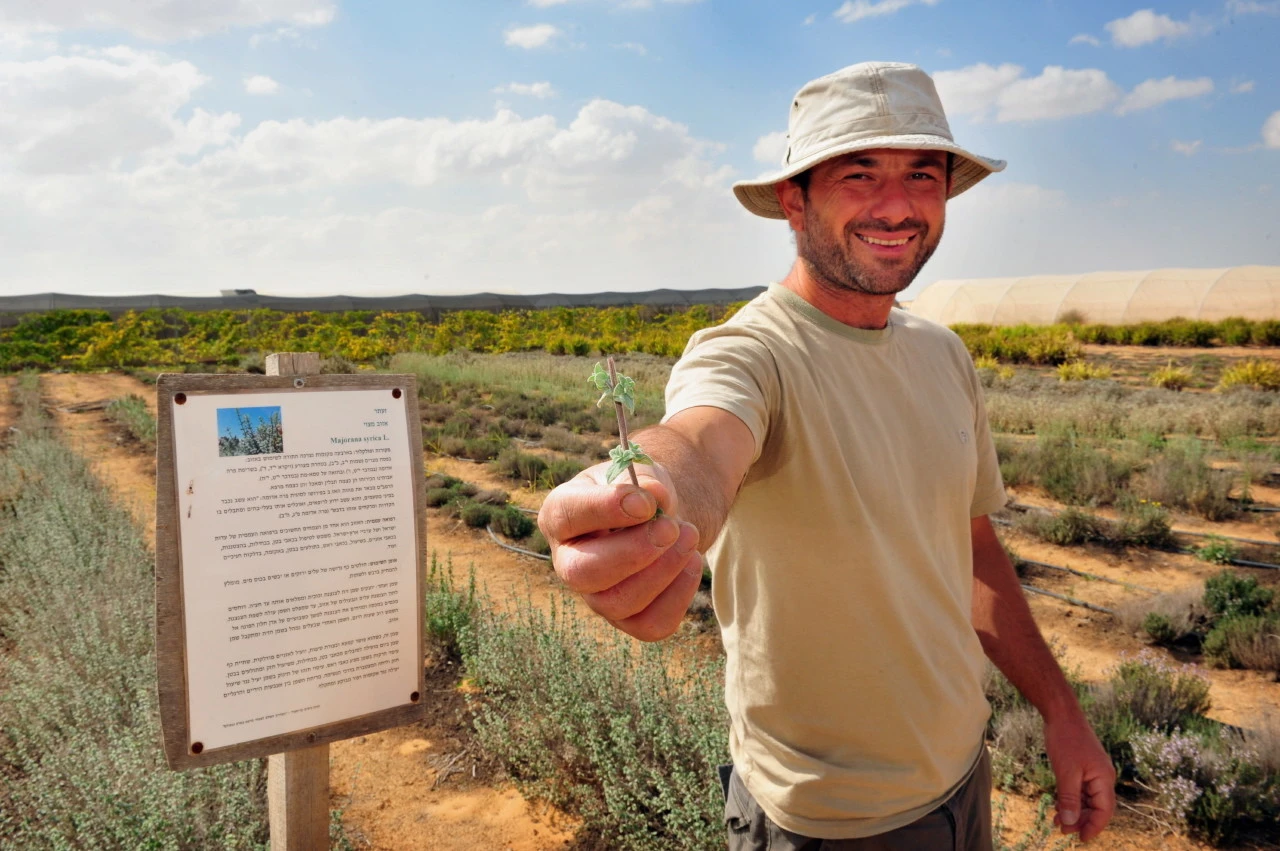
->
xmin=621 ymin=491 xmax=654 ymax=519
xmin=675 ymin=522 xmax=698 ymax=555
xmin=647 ymin=516 xmax=679 ymax=548
xmin=1060 ymin=810 xmax=1078 ymax=826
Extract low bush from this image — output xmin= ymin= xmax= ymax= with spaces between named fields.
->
xmin=1115 ymin=585 xmax=1208 ymax=646
xmin=490 ymin=447 xmax=549 ymax=486
xmin=0 ymin=379 xmax=269 ymax=848
xmin=1017 ymin=506 xmax=1109 ymax=546
xmin=423 ymin=568 xmax=730 ymax=850
xmin=1085 ymin=652 xmax=1212 ymax=764
xmin=460 ymin=502 xmax=495 ymax=528
xmin=1150 ymin=362 xmax=1194 ymax=391
xmin=1132 ymin=438 xmax=1236 ymax=521
xmin=105 ymin=394 xmax=157 ymax=447
xmin=1204 ymin=570 xmax=1274 ymax=620
xmin=1218 ymin=359 xmax=1280 ymax=392
xmin=539 ymin=457 xmax=587 ymax=489
xmin=1130 ymin=727 xmax=1279 ymax=844
xmin=491 ymin=505 xmax=536 ymax=540
xmin=1055 ymin=360 xmax=1112 ymax=382
xmin=1202 ymin=614 xmax=1280 ymax=673
xmin=1195 ymin=536 xmax=1240 ymax=565
xmin=1114 ymin=496 xmax=1177 ymax=550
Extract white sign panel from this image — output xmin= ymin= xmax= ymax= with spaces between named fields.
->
xmin=171 ymin=387 xmax=418 ymax=751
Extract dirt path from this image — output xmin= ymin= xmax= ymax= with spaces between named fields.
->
xmin=42 ymin=372 xmax=158 ymax=547
xmin=34 ymin=371 xmax=1279 ymax=850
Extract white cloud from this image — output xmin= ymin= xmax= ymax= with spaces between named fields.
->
xmin=613 ymin=41 xmax=648 ymax=55
xmin=0 ymin=47 xmax=238 ymax=174
xmin=752 ymin=131 xmax=788 ymax=165
xmin=0 ymin=58 xmax=778 ymax=296
xmin=933 ymin=62 xmax=1024 ymax=120
xmin=493 ymin=81 xmax=557 ymax=99
xmin=998 ymin=67 xmax=1121 ymax=121
xmin=1170 ymin=139 xmax=1202 ymax=155
xmin=1264 ymin=111 xmax=1280 ymax=149
xmin=937 ymin=64 xmax=1209 ymax=123
xmin=1231 ymin=79 xmax=1255 ymax=93
xmin=1105 ymin=9 xmax=1192 ymax=47
xmin=527 ymin=0 xmax=573 ymax=6
xmin=833 ymin=0 xmax=941 ymax=24
xmin=1069 ymin=33 xmax=1102 ymax=46
xmin=803 ymin=14 xmax=817 ymax=25
xmin=504 ymin=23 xmax=562 ymax=49
xmin=1114 ymin=76 xmax=1213 ymax=115
xmin=0 ymin=0 xmax=336 ymax=41
xmin=244 ymin=74 xmax=280 ymax=95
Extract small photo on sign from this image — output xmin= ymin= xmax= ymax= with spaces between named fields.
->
xmin=217 ymin=406 xmax=284 ymax=457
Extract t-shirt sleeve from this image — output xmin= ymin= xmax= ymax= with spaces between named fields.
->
xmin=662 ymin=330 xmax=777 ymax=463
xmin=967 ymin=362 xmax=1008 ymax=518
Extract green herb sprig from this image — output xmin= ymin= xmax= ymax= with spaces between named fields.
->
xmin=591 ymin=357 xmax=654 ymax=486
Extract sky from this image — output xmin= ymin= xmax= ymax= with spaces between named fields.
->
xmin=0 ymin=0 xmax=1277 ymax=301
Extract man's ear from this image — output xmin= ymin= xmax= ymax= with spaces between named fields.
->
xmin=775 ymin=180 xmax=806 ymax=232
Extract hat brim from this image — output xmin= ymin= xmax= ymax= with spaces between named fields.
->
xmin=732 ymin=134 xmax=1006 ymax=219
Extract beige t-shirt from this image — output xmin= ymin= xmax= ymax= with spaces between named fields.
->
xmin=664 ymin=284 xmax=1007 ymax=839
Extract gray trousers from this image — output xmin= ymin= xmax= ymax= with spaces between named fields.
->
xmin=723 ymin=749 xmax=993 ymax=851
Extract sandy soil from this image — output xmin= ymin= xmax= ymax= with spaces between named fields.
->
xmin=30 ymin=371 xmax=1280 ymax=850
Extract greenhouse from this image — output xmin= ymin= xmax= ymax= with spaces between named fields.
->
xmin=908 ymin=266 xmax=1280 ymax=326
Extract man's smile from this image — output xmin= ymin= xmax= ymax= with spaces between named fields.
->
xmin=855 ymin=233 xmax=916 ymax=247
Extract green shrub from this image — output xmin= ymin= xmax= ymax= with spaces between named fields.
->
xmin=490 ymin=447 xmax=549 ymax=485
xmin=460 ymin=502 xmax=495 ymax=528
xmin=526 ymin=529 xmax=552 ymax=556
xmin=429 ymin=573 xmax=730 ymax=850
xmin=1150 ymin=361 xmax=1194 ymax=391
xmin=426 ymin=487 xmax=459 ymax=507
xmin=1055 ymin=360 xmax=1112 ymax=382
xmin=1085 ymin=652 xmax=1212 ymax=762
xmin=1218 ymin=359 xmax=1280 ymax=392
xmin=1016 ymin=506 xmax=1109 ymax=546
xmin=1203 ymin=614 xmax=1280 ymax=673
xmin=1133 ymin=438 xmax=1236 ymax=521
xmin=424 ymin=554 xmax=477 ymax=659
xmin=0 ymin=383 xmax=268 ymax=848
xmin=1143 ymin=613 xmax=1180 ymax=645
xmin=539 ymin=457 xmax=587 ymax=489
xmin=105 ymin=394 xmax=158 ymax=447
xmin=1034 ymin=427 xmax=1132 ymax=506
xmin=1204 ymin=570 xmax=1274 ymax=620
xmin=1114 ymin=496 xmax=1177 ymax=550
xmin=1195 ymin=536 xmax=1240 ymax=565
xmin=491 ymin=505 xmax=536 ymax=539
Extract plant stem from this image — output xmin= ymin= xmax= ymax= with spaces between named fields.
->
xmin=607 ymin=356 xmax=641 ymax=488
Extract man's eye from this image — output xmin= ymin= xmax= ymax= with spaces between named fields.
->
xmin=909 ymin=172 xmax=938 ymax=180
xmin=842 ymin=172 xmax=871 ymax=180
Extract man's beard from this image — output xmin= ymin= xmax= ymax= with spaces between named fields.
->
xmin=797 ymin=207 xmax=943 ymax=297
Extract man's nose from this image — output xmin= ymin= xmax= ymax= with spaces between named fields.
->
xmin=865 ymin=180 xmax=913 ymax=225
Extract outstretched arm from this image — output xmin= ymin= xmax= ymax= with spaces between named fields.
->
xmin=538 ymin=406 xmax=755 ymax=641
xmin=970 ymin=515 xmax=1116 ymax=843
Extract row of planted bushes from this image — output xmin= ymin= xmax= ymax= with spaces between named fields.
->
xmin=8 ymin=307 xmax=1280 ymax=372
xmin=0 ymin=375 xmax=269 ymax=848
xmin=425 ymin=558 xmax=1279 ymax=848
xmin=0 ymin=304 xmax=739 ymax=370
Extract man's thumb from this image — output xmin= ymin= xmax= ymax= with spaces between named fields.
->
xmin=1056 ymin=768 xmax=1082 ymax=826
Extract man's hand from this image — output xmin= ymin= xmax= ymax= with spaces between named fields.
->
xmin=1044 ymin=714 xmax=1116 ymax=843
xmin=537 ymin=461 xmax=703 ymax=642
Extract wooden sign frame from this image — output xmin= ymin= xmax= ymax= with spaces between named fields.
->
xmin=155 ymin=371 xmax=427 ymax=770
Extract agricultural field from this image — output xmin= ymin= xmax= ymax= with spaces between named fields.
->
xmin=2 ymin=308 xmax=1280 ymax=850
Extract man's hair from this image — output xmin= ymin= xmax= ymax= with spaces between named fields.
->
xmin=787 ymin=152 xmax=955 ymax=199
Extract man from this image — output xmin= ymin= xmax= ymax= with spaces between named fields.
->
xmin=538 ymin=62 xmax=1115 ymax=849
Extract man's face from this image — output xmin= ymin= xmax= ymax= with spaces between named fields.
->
xmin=779 ymin=148 xmax=949 ymax=297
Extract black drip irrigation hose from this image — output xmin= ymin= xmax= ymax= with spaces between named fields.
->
xmin=1016 ymin=558 xmax=1157 ymax=594
xmin=486 ymin=525 xmax=551 ymax=561
xmin=1020 ymin=584 xmax=1116 ymax=615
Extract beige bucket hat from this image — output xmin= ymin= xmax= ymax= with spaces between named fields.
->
xmin=733 ymin=61 xmax=1006 ymax=219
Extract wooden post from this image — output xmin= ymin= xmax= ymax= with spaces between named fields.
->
xmin=264 ymin=351 xmax=328 ymax=851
